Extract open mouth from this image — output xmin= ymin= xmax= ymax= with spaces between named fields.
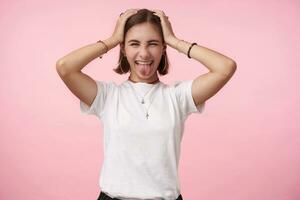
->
xmin=135 ymin=60 xmax=154 ymax=67
xmin=135 ymin=60 xmax=154 ymax=75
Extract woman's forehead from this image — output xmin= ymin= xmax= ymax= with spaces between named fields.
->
xmin=126 ymin=23 xmax=161 ymax=42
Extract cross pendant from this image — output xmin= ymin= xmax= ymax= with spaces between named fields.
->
xmin=141 ymin=99 xmax=145 ymax=104
xmin=146 ymin=113 xmax=149 ymax=119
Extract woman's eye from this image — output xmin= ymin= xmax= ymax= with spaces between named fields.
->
xmin=130 ymin=43 xmax=157 ymax=46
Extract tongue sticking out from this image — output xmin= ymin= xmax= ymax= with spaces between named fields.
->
xmin=136 ymin=62 xmax=152 ymax=76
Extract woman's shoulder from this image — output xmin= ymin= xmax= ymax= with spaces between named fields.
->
xmin=164 ymin=79 xmax=193 ymax=88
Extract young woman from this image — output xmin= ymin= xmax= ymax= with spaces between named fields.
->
xmin=56 ymin=8 xmax=236 ymax=200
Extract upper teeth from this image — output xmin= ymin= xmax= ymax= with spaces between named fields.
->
xmin=136 ymin=61 xmax=152 ymax=64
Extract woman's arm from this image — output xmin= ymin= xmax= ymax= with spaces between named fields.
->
xmin=153 ymin=9 xmax=237 ymax=107
xmin=55 ymin=9 xmax=138 ymax=107
xmin=56 ymin=37 xmax=118 ymax=76
xmin=56 ymin=9 xmax=139 ymax=76
xmin=168 ymin=37 xmax=236 ymax=76
xmin=55 ymin=36 xmax=119 ymax=107
xmin=169 ymin=36 xmax=237 ymax=106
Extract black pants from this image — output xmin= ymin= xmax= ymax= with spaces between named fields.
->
xmin=97 ymin=191 xmax=183 ymax=200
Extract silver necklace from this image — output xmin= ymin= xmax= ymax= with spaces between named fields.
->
xmin=128 ymin=81 xmax=160 ymax=119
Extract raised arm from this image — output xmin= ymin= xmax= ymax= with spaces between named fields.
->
xmin=55 ymin=9 xmax=138 ymax=108
xmin=55 ymin=37 xmax=118 ymax=107
xmin=170 ymin=37 xmax=237 ymax=106
xmin=153 ymin=9 xmax=237 ymax=107
xmin=56 ymin=37 xmax=117 ymax=76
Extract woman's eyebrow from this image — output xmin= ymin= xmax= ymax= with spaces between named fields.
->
xmin=128 ymin=39 xmax=160 ymax=43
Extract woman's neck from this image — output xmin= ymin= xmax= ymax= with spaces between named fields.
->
xmin=128 ymin=75 xmax=160 ymax=84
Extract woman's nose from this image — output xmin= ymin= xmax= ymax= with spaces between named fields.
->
xmin=138 ymin=46 xmax=151 ymax=57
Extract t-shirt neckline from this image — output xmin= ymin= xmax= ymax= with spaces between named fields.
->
xmin=125 ymin=80 xmax=161 ymax=86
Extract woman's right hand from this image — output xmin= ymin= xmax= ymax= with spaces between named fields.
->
xmin=111 ymin=9 xmax=139 ymax=44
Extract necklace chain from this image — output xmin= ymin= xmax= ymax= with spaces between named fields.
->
xmin=127 ymin=80 xmax=159 ymax=119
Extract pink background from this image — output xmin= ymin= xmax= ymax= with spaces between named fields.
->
xmin=1 ymin=0 xmax=300 ymax=199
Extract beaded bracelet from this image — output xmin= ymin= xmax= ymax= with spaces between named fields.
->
xmin=175 ymin=40 xmax=197 ymax=59
xmin=97 ymin=40 xmax=108 ymax=59
xmin=187 ymin=43 xmax=197 ymax=58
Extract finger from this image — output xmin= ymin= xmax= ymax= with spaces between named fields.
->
xmin=152 ymin=10 xmax=167 ymax=19
xmin=151 ymin=9 xmax=161 ymax=13
xmin=152 ymin=9 xmax=164 ymax=15
xmin=120 ymin=9 xmax=138 ymax=18
xmin=153 ymin=12 xmax=169 ymax=21
xmin=125 ymin=9 xmax=139 ymax=14
xmin=120 ymin=9 xmax=138 ymax=16
xmin=152 ymin=11 xmax=161 ymax=17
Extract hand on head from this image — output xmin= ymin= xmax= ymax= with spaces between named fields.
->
xmin=111 ymin=8 xmax=177 ymax=48
xmin=111 ymin=9 xmax=139 ymax=44
xmin=151 ymin=9 xmax=176 ymax=45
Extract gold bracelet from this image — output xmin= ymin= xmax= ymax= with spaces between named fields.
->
xmin=97 ymin=40 xmax=108 ymax=59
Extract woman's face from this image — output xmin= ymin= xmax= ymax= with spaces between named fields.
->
xmin=122 ymin=22 xmax=166 ymax=83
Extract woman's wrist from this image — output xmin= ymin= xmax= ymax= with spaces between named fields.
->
xmin=96 ymin=37 xmax=119 ymax=59
xmin=103 ymin=37 xmax=120 ymax=51
xmin=167 ymin=36 xmax=181 ymax=49
xmin=169 ymin=38 xmax=197 ymax=58
xmin=168 ymin=37 xmax=188 ymax=55
xmin=167 ymin=37 xmax=192 ymax=56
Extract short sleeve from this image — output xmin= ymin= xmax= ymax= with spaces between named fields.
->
xmin=173 ymin=79 xmax=205 ymax=117
xmin=79 ymin=81 xmax=111 ymax=118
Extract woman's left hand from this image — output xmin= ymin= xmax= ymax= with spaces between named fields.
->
xmin=152 ymin=9 xmax=177 ymax=46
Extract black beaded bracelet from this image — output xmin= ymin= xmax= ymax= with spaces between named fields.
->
xmin=187 ymin=43 xmax=197 ymax=58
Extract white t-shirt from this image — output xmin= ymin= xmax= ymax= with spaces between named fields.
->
xmin=80 ymin=79 xmax=205 ymax=200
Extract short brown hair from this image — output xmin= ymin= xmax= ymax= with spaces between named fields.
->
xmin=113 ymin=8 xmax=170 ymax=75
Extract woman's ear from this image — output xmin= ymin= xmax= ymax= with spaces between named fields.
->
xmin=163 ymin=44 xmax=167 ymax=52
xmin=120 ymin=42 xmax=125 ymax=55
